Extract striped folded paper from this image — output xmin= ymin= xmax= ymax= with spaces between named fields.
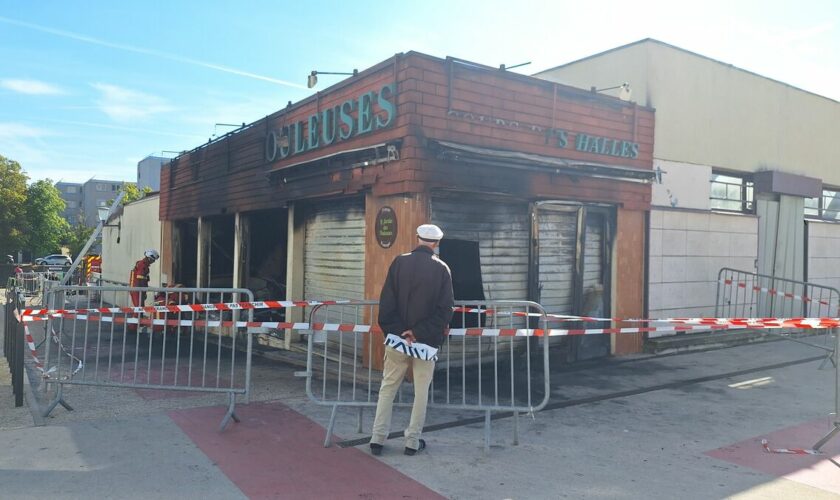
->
xmin=384 ymin=333 xmax=438 ymax=361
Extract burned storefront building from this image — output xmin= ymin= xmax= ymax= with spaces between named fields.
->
xmin=159 ymin=52 xmax=655 ymax=358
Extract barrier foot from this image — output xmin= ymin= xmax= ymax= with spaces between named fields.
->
xmin=513 ymin=411 xmax=519 ymax=446
xmin=483 ymin=410 xmax=491 ymax=453
xmin=819 ymin=351 xmax=837 ymax=370
xmin=324 ymin=405 xmax=338 ymax=448
xmin=813 ymin=422 xmax=840 ymax=452
xmin=42 ymin=384 xmax=73 ymax=417
xmin=219 ymin=393 xmax=240 ymax=432
xmin=356 ymin=407 xmax=364 ymax=434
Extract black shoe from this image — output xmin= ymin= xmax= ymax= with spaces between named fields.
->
xmin=370 ymin=443 xmax=383 ymax=456
xmin=404 ymin=439 xmax=426 ymax=456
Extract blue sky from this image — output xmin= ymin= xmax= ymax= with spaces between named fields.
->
xmin=1 ymin=0 xmax=838 ymax=184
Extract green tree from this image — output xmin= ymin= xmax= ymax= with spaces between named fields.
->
xmin=109 ymin=182 xmax=151 ymax=206
xmin=0 ymin=155 xmax=29 ymax=257
xmin=24 ymin=179 xmax=70 ymax=257
xmin=63 ymin=216 xmax=95 ymax=259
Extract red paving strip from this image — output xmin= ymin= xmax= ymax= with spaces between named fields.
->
xmin=169 ymin=402 xmax=445 ymax=500
xmin=705 ymin=416 xmax=840 ymax=494
xmin=134 ymin=386 xmax=211 ymax=400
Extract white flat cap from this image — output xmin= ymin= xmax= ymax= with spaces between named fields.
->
xmin=417 ymin=224 xmax=444 ymax=241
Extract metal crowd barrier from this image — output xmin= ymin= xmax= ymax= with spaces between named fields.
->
xmin=17 ymin=271 xmax=42 ymax=298
xmin=35 ymin=285 xmax=254 ymax=430
xmin=716 ymin=267 xmax=838 ymax=366
xmin=3 ymin=287 xmax=25 ymax=407
xmin=89 ymin=274 xmax=129 ymax=288
xmin=716 ymin=269 xmax=840 ymax=450
xmin=299 ymin=300 xmax=550 ymax=451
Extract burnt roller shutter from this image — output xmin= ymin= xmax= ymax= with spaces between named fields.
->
xmin=537 ymin=204 xmax=610 ymax=360
xmin=582 ymin=214 xmax=605 ymax=299
xmin=431 ymin=196 xmax=530 ymax=302
xmin=577 ymin=212 xmax=610 ymax=359
xmin=304 ymin=198 xmax=366 ymax=301
xmin=536 ymin=204 xmax=579 ymax=315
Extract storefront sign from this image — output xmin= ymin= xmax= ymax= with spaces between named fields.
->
xmin=446 ymin=109 xmax=640 ymax=160
xmin=375 ymin=206 xmax=397 ymax=248
xmin=548 ymin=129 xmax=639 ymax=159
xmin=265 ymin=83 xmax=397 ymax=162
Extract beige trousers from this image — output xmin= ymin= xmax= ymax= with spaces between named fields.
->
xmin=371 ymin=346 xmax=435 ymax=450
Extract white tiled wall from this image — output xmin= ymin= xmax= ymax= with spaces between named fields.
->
xmin=649 ymin=209 xmax=758 ymax=323
xmin=807 ymin=221 xmax=840 ymax=292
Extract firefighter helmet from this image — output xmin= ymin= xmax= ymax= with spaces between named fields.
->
xmin=144 ymin=249 xmax=160 ymax=261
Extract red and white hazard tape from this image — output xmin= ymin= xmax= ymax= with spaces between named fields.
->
xmin=14 ymin=309 xmax=46 ymax=372
xmin=21 ymin=313 xmax=368 ymax=333
xmin=449 ymin=324 xmax=749 ymax=337
xmin=761 ymin=439 xmax=822 ymax=455
xmin=12 ymin=310 xmax=80 ymax=378
xmin=722 ymin=279 xmax=834 ymax=307
xmin=22 ymin=301 xmax=840 ymax=331
xmin=453 ymin=306 xmax=840 ymax=327
xmin=457 ymin=304 xmax=840 ymax=329
xmin=19 ymin=311 xmax=839 ymax=337
xmin=46 ymin=327 xmax=83 ymax=378
xmin=21 ymin=299 xmax=355 ymax=318
xmin=554 ymin=316 xmax=840 ymax=329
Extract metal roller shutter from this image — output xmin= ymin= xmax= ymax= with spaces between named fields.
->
xmin=304 ymin=198 xmax=366 ymax=301
xmin=431 ymin=196 xmax=530 ymax=302
xmin=577 ymin=213 xmax=610 ymax=359
xmin=536 ymin=205 xmax=579 ymax=315
xmin=582 ymin=215 xmax=604 ymax=295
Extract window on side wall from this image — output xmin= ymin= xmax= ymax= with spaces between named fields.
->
xmin=710 ymin=172 xmax=753 ymax=213
xmin=805 ymin=189 xmax=840 ymax=221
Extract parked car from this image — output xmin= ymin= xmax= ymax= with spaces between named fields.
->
xmin=35 ymin=254 xmax=72 ymax=267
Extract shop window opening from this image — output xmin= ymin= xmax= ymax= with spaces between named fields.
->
xmin=248 ymin=209 xmax=288 ymax=322
xmin=174 ymin=220 xmax=198 ymax=287
xmin=208 ymin=215 xmax=235 ymax=288
xmin=438 ymin=239 xmax=486 ymax=328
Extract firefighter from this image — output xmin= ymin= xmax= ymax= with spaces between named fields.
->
xmin=129 ymin=249 xmax=159 ymax=307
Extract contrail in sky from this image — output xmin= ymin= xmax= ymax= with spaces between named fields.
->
xmin=0 ymin=115 xmax=204 ymax=139
xmin=0 ymin=16 xmax=308 ymax=89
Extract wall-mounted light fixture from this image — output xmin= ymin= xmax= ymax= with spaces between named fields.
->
xmin=98 ymin=206 xmax=121 ymax=243
xmin=307 ymin=69 xmax=359 ymax=89
xmin=591 ymin=82 xmax=632 ymax=101
xmin=211 ymin=123 xmax=246 ymax=138
xmin=499 ymin=61 xmax=531 ymax=71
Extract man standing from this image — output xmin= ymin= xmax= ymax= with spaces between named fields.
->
xmin=129 ymin=249 xmax=159 ymax=307
xmin=370 ymin=224 xmax=454 ymax=456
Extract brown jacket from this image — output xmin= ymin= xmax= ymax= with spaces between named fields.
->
xmin=378 ymin=245 xmax=454 ymax=348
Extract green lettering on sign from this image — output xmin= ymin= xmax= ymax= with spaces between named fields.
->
xmin=321 ymin=107 xmax=337 ymax=146
xmin=265 ymin=83 xmax=398 ymax=162
xmin=357 ymin=91 xmax=375 ymax=135
xmin=307 ymin=114 xmax=320 ymax=150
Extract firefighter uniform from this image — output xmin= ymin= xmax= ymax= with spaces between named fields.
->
xmin=129 ymin=249 xmax=159 ymax=307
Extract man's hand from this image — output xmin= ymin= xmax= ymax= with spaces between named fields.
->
xmin=401 ymin=329 xmax=416 ymax=345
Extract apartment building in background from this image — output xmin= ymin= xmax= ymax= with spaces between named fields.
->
xmin=137 ymin=155 xmax=169 ymax=192
xmin=56 ymin=178 xmax=127 ymax=227
xmin=55 ymin=181 xmax=83 ymax=224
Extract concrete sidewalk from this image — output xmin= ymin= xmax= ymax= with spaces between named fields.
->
xmin=1 ymin=316 xmax=838 ymax=498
